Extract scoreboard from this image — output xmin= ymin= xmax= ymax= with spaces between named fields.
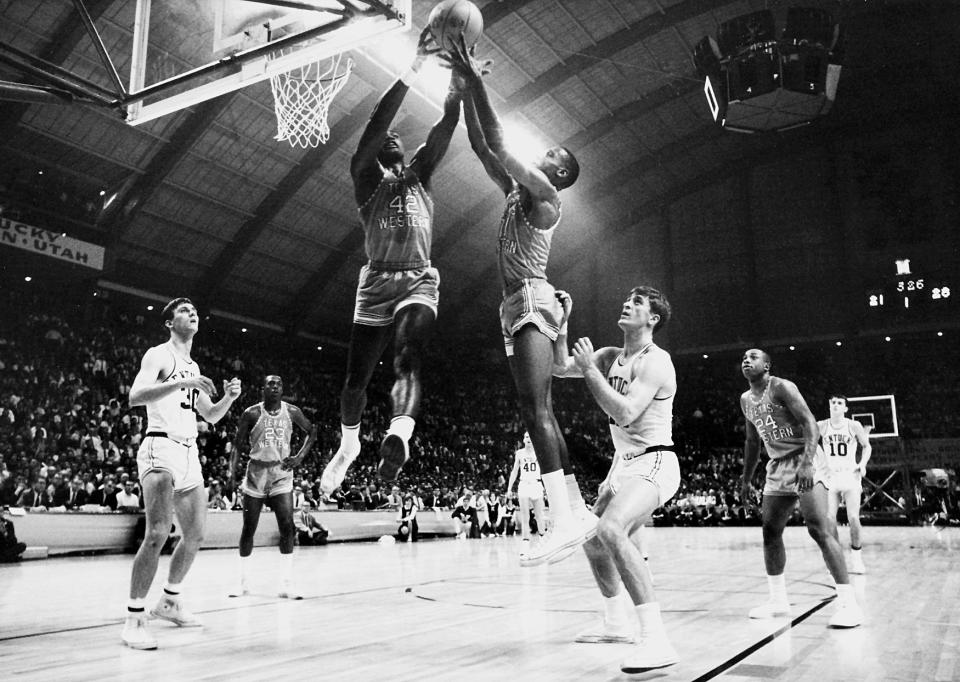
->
xmin=866 ymin=258 xmax=953 ymax=314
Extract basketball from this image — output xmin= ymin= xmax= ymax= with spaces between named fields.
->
xmin=428 ymin=0 xmax=483 ymax=52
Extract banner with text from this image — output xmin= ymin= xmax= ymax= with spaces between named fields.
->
xmin=1 ymin=217 xmax=105 ymax=270
xmin=868 ymin=438 xmax=960 ymax=469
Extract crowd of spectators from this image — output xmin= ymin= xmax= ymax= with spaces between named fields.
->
xmin=1 ymin=286 xmax=958 ymax=542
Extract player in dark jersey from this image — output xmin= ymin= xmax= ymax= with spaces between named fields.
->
xmin=448 ymin=42 xmax=594 ymax=568
xmin=228 ymin=375 xmax=316 ymax=599
xmin=740 ymin=349 xmax=862 ymax=628
xmin=320 ymin=29 xmax=461 ymax=495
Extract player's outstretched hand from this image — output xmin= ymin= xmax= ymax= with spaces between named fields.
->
xmin=555 ymin=290 xmax=573 ymax=327
xmin=740 ymin=479 xmax=758 ymax=509
xmin=572 ymin=337 xmax=596 ymax=372
xmin=223 ymin=377 xmax=242 ymax=399
xmin=182 ymin=375 xmax=217 ymax=396
xmin=416 ymin=26 xmax=443 ymax=59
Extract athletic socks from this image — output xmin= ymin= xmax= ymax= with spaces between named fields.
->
xmin=604 ymin=591 xmax=632 ymax=627
xmin=127 ymin=597 xmax=146 ymax=614
xmin=541 ymin=471 xmax=573 ymax=527
xmin=387 ymin=415 xmax=415 ymax=443
xmin=635 ymin=602 xmax=666 ymax=637
xmin=341 ymin=422 xmax=361 ymax=454
xmin=565 ymin=474 xmax=588 ymax=514
xmin=767 ymin=573 xmax=788 ymax=603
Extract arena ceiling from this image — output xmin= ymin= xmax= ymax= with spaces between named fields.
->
xmin=0 ymin=0 xmax=955 ymax=351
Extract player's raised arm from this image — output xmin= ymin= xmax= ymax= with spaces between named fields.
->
xmin=452 ymin=61 xmax=512 ymax=195
xmin=450 ymin=41 xmax=559 ymax=204
xmin=409 ymin=68 xmax=461 ymax=189
xmin=350 ymin=28 xmax=439 ymax=197
xmin=128 ymin=346 xmax=215 ymax=407
xmin=195 ymin=377 xmax=242 ymax=425
xmin=576 ymin=342 xmax=671 ymax=426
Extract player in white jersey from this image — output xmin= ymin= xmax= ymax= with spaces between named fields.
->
xmin=818 ymin=394 xmax=872 ymax=574
xmin=228 ymin=375 xmax=316 ymax=599
xmin=122 ymin=298 xmax=241 ymax=650
xmin=553 ymin=287 xmax=681 ymax=674
xmin=507 ymin=432 xmax=546 ymax=554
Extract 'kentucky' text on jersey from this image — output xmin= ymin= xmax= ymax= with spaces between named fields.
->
xmin=146 ymin=343 xmax=200 ymax=441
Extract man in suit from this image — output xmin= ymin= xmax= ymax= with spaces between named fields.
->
xmin=65 ymin=477 xmax=89 ymax=509
xmin=16 ymin=479 xmax=45 ymax=509
xmin=90 ymin=479 xmax=119 ymax=510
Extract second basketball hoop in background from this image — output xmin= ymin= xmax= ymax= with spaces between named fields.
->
xmin=428 ymin=0 xmax=483 ymax=52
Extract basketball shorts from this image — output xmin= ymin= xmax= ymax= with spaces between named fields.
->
xmin=518 ymin=481 xmax=545 ymax=501
xmin=763 ymin=447 xmax=829 ymax=496
xmin=827 ymin=469 xmax=862 ymax=495
xmin=500 ymin=278 xmax=563 ymax=357
xmin=241 ymin=460 xmax=294 ymax=499
xmin=137 ymin=435 xmax=203 ymax=494
xmin=353 ymin=263 xmax=439 ymax=326
xmin=607 ymin=448 xmax=681 ymax=507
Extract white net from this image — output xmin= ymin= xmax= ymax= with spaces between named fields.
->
xmin=269 ymin=51 xmax=353 ymax=148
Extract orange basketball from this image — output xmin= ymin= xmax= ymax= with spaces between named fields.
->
xmin=428 ymin=0 xmax=483 ymax=52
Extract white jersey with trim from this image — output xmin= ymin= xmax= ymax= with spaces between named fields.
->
xmin=607 ymin=344 xmax=675 ymax=453
xmin=819 ymin=418 xmax=860 ymax=474
xmin=515 ymin=448 xmax=542 ymax=483
xmin=145 ymin=342 xmax=200 ymax=441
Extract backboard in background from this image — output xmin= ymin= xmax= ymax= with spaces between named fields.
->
xmin=126 ymin=0 xmax=410 ymax=125
xmin=847 ymin=394 xmax=898 ymax=439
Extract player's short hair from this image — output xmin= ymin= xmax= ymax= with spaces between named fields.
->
xmin=631 ymin=286 xmax=672 ymax=333
xmin=828 ymin=393 xmax=848 ymax=404
xmin=556 ymin=146 xmax=580 ymax=189
xmin=162 ymin=297 xmax=194 ymax=324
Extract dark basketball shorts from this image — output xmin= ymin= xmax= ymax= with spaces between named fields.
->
xmin=353 ymin=263 xmax=439 ymax=326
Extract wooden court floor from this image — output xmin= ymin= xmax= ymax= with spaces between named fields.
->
xmin=2 ymin=525 xmax=958 ymax=681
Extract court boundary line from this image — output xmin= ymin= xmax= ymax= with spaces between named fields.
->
xmin=690 ymin=596 xmax=835 ymax=682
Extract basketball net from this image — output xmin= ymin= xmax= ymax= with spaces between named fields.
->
xmin=269 ymin=50 xmax=353 ymax=148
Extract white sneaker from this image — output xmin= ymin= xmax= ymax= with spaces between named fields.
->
xmin=828 ymin=599 xmax=863 ymax=628
xmin=150 ymin=596 xmax=203 ymax=627
xmin=620 ymin=634 xmax=679 ymax=673
xmin=278 ymin=579 xmax=303 ymax=600
xmin=575 ymin=619 xmax=635 ymax=644
xmin=227 ymin=580 xmax=247 ymax=598
xmin=548 ymin=511 xmax=598 ymax=565
xmin=319 ymin=444 xmax=360 ymax=496
xmin=848 ymin=551 xmax=866 ymax=574
xmin=748 ymin=599 xmax=791 ymax=619
xmin=520 ymin=519 xmax=594 ymax=567
xmin=121 ymin=613 xmax=157 ymax=650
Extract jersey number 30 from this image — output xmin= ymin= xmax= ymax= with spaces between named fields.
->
xmin=180 ymin=387 xmax=198 ymax=413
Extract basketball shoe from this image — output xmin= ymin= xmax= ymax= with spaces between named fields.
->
xmin=575 ymin=618 xmax=635 ymax=644
xmin=521 ymin=513 xmax=597 ymax=567
xmin=377 ymin=434 xmax=409 ymax=482
xmin=150 ymin=596 xmax=202 ymax=627
xmin=620 ymin=633 xmax=679 ymax=673
xmin=320 ymin=442 xmax=360 ymax=496
xmin=748 ymin=599 xmax=791 ymax=619
xmin=828 ymin=598 xmax=863 ymax=628
xmin=121 ymin=613 xmax=157 ymax=650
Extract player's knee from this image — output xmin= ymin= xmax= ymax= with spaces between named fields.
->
xmin=143 ymin=524 xmax=170 ymax=549
xmin=805 ymin=520 xmax=829 ymax=544
xmin=761 ymin=523 xmax=782 ymax=545
xmin=596 ymin=517 xmax=626 ymax=548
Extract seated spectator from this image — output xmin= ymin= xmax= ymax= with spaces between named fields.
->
xmin=64 ymin=477 xmax=89 ymax=509
xmin=17 ymin=479 xmax=45 ymax=509
xmin=115 ymin=480 xmax=140 ymax=512
xmin=0 ymin=513 xmax=27 ymax=562
xmin=89 ymin=480 xmax=118 ymax=510
xmin=382 ymin=485 xmax=402 ymax=510
xmin=40 ymin=482 xmax=60 ymax=509
xmin=365 ymin=483 xmax=385 ymax=510
xmin=343 ymin=484 xmax=365 ymax=511
xmin=294 ymin=499 xmax=328 ymax=545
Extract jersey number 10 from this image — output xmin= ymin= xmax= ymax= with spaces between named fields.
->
xmin=827 ymin=441 xmax=848 ymax=457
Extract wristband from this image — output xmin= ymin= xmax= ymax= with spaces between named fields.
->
xmin=400 ymin=67 xmax=421 ymax=87
xmin=559 ymin=323 xmax=568 ymax=336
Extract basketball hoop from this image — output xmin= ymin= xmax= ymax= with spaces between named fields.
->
xmin=269 ymin=50 xmax=353 ymax=148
